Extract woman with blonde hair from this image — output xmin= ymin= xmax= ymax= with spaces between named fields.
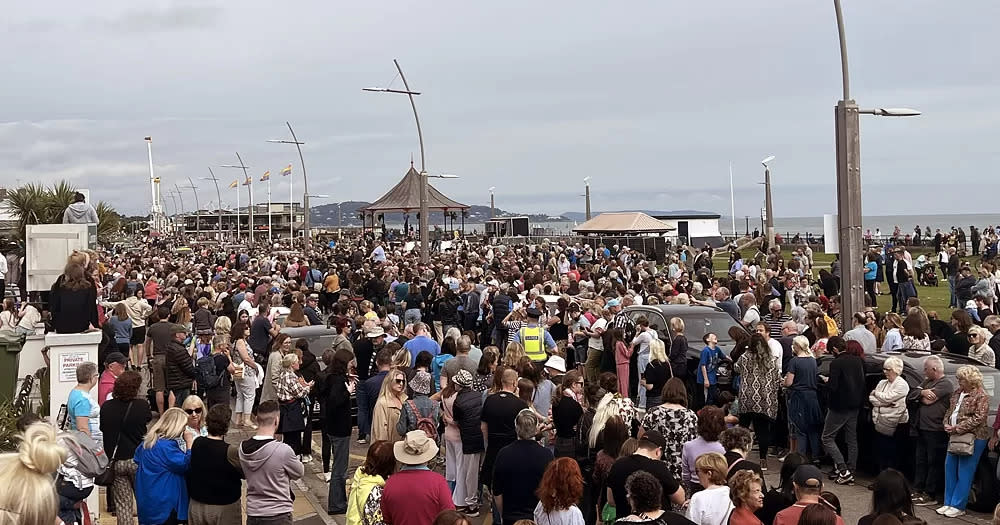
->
xmin=134 ymin=407 xmax=194 ymax=525
xmin=213 ymin=315 xmax=232 ymax=342
xmin=882 ymin=313 xmax=903 ymax=352
xmin=668 ymin=317 xmax=688 ymax=381
xmin=784 ymin=336 xmax=823 ymax=460
xmin=371 ymin=368 xmax=408 ymax=442
xmin=0 ymin=422 xmax=66 ymax=525
xmin=275 ymin=352 xmax=314 ymax=460
xmin=109 ymin=302 xmax=133 ymax=355
xmin=503 ymin=341 xmax=526 ymax=368
xmin=687 ymin=452 xmax=732 ymax=525
xmin=180 ymin=395 xmax=208 ymax=446
xmin=938 ymin=365 xmax=991 ymax=517
xmin=968 ymin=326 xmax=996 ymax=367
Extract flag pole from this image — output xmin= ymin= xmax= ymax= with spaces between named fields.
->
xmin=267 ymin=174 xmax=272 ymax=245
xmin=235 ymin=183 xmax=241 ymax=242
xmin=248 ymin=179 xmax=254 ymax=244
xmin=729 ymin=162 xmax=737 ymax=238
xmin=289 ymin=168 xmax=294 ymax=241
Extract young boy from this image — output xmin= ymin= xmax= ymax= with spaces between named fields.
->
xmin=698 ymin=332 xmax=726 ymax=406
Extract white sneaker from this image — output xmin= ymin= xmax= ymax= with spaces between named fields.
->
xmin=300 ymin=455 xmax=313 ymax=464
xmin=936 ymin=506 xmax=953 ymax=515
xmin=943 ymin=508 xmax=966 ymax=518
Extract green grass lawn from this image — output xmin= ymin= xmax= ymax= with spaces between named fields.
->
xmin=710 ymin=250 xmax=954 ymax=315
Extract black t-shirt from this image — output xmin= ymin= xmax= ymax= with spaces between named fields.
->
xmin=492 ymin=440 xmax=554 ymax=523
xmin=551 ymin=396 xmax=583 ymax=438
xmin=146 ymin=321 xmax=173 ymax=357
xmin=643 ymin=360 xmax=671 ymax=395
xmin=248 ymin=316 xmax=272 ymax=354
xmin=187 ymin=437 xmax=244 ymax=505
xmin=99 ymin=398 xmax=153 ymax=460
xmin=607 ymin=454 xmax=681 ymax=520
xmin=481 ymin=392 xmax=527 ymax=451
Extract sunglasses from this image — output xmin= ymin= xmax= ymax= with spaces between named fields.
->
xmin=185 ymin=407 xmax=203 ymax=415
xmin=394 ymin=379 xmax=406 ymax=385
xmin=574 ymin=381 xmax=584 ymax=385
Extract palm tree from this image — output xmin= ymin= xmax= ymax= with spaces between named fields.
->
xmin=4 ymin=181 xmax=121 ymax=242
xmin=95 ymin=202 xmax=121 ymax=241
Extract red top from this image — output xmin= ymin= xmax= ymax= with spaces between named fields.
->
xmin=774 ymin=502 xmax=844 ymax=525
xmin=98 ymin=369 xmax=117 ymax=406
xmin=381 ymin=468 xmax=454 ymax=525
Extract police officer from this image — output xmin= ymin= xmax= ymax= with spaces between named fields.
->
xmin=513 ymin=308 xmax=557 ymax=363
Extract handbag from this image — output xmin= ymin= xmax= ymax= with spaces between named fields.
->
xmin=948 ymin=432 xmax=975 ymax=456
xmin=96 ymin=401 xmax=133 ymax=486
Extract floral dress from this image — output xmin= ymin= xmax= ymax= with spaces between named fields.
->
xmin=362 ymin=485 xmax=386 ymax=525
xmin=640 ymin=405 xmax=697 ymax=480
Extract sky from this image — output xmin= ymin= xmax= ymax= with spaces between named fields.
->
xmin=3 ymin=1 xmax=999 ymax=218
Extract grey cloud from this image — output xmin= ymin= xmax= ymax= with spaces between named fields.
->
xmin=99 ymin=5 xmax=223 ymax=33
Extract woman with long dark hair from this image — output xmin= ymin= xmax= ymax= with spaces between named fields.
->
xmin=758 ymin=452 xmax=806 ymax=525
xmin=230 ymin=320 xmax=257 ymax=429
xmin=50 ymin=262 xmax=99 ymax=333
xmin=735 ymin=333 xmax=779 ymax=469
xmin=322 ymin=347 xmax=356 ymax=514
xmin=551 ymin=370 xmax=585 ymax=457
xmin=857 ymin=469 xmax=916 ymax=525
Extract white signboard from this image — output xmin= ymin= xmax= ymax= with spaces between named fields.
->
xmin=58 ymin=351 xmax=90 ymax=382
xmin=824 ymin=214 xmax=839 ymax=254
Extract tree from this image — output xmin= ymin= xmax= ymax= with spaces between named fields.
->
xmin=4 ymin=182 xmax=120 ymax=242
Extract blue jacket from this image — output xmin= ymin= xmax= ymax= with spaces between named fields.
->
xmin=134 ymin=438 xmax=191 ymax=524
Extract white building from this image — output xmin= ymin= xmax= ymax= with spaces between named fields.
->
xmin=652 ymin=211 xmax=723 ymax=247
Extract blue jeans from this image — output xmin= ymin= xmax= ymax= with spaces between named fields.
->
xmin=327 ymin=435 xmax=350 ymax=513
xmin=944 ymin=438 xmax=987 ymax=510
xmin=895 ymin=281 xmax=915 ymax=314
xmin=404 ymin=308 xmax=422 ymax=326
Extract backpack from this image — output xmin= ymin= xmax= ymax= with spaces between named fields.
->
xmin=407 ymin=399 xmax=438 ymax=440
xmin=197 ymin=354 xmax=223 ymax=389
xmin=62 ymin=430 xmax=112 ymax=483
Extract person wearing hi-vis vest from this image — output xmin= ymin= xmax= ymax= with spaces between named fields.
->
xmin=513 ymin=308 xmax=557 ymax=362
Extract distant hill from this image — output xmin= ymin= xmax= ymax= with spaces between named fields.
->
xmin=310 ymin=202 xmax=568 ymax=227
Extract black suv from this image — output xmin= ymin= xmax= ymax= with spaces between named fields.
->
xmin=623 ymin=304 xmax=747 ymax=395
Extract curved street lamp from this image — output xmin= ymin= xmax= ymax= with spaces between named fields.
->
xmin=832 ymin=0 xmax=920 ymax=318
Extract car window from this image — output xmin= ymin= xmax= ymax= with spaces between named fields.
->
xmin=627 ymin=310 xmax=668 ymax=340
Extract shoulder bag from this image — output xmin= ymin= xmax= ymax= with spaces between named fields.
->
xmin=948 ymin=432 xmax=975 ymax=456
xmin=97 ymin=400 xmax=133 ymax=486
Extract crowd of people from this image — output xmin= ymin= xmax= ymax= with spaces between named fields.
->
xmin=3 ymin=229 xmax=1000 ymax=525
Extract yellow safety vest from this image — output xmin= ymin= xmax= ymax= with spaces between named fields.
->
xmin=519 ymin=325 xmax=547 ymax=362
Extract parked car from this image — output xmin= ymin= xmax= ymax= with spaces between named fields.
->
xmin=816 ymin=350 xmax=1000 ymax=512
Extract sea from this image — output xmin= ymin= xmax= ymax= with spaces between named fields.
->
xmin=383 ymin=213 xmax=1000 ymax=237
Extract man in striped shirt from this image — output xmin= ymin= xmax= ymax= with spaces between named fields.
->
xmin=762 ymin=298 xmax=791 ymax=338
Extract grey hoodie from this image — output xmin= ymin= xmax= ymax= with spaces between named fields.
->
xmin=63 ymin=202 xmax=99 ymax=225
xmin=238 ymin=437 xmax=304 ymax=517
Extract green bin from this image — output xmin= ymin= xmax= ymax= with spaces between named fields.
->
xmin=0 ymin=332 xmax=26 ymax=405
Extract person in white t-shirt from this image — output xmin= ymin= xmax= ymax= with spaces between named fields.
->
xmin=755 ymin=323 xmax=784 ymax=374
xmin=687 ymin=452 xmax=732 ymax=525
xmin=584 ymin=308 xmax=610 ymax=383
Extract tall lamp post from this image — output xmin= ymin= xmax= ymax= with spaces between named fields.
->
xmin=760 ymin=155 xmax=775 ymax=249
xmin=583 ymin=177 xmax=592 ymax=220
xmin=201 ymin=168 xmax=225 ymax=240
xmin=222 ymin=153 xmax=253 ymax=247
xmin=832 ymin=0 xmax=920 ymax=317
xmin=364 ymin=59 xmax=431 ymax=263
xmin=267 ymin=122 xmax=311 ymax=242
xmin=489 ymin=187 xmax=496 ymax=218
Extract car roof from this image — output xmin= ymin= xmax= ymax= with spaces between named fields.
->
xmin=625 ymin=303 xmax=728 ymax=314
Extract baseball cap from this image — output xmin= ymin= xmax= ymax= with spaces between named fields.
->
xmin=105 ymin=352 xmax=128 ymax=366
xmin=638 ymin=431 xmax=666 ymax=450
xmin=792 ymin=464 xmax=823 ymax=489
